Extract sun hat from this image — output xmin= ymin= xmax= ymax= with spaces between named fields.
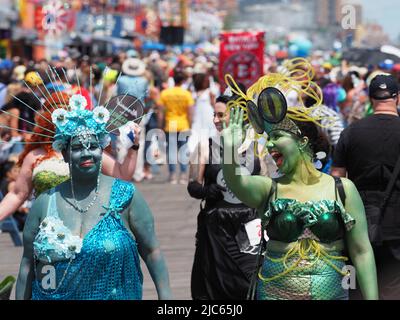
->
xmin=122 ymin=58 xmax=146 ymax=77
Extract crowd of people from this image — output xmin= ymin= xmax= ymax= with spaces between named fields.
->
xmin=0 ymin=49 xmax=393 ymax=181
xmin=0 ymin=45 xmax=400 ymax=300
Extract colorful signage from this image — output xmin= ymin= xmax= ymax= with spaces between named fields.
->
xmin=219 ymin=31 xmax=265 ymax=90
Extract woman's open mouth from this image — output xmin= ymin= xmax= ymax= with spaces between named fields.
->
xmin=270 ymin=151 xmax=284 ymax=167
xmin=80 ymin=160 xmax=94 ymax=167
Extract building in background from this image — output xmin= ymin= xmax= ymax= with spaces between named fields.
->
xmin=0 ymin=1 xmax=18 ymax=58
xmin=233 ymin=0 xmax=391 ymax=50
xmin=235 ymin=0 xmax=323 ymax=46
xmin=316 ymin=0 xmax=343 ymax=27
xmin=11 ymin=0 xmax=144 ymax=60
xmin=356 ymin=23 xmax=391 ymax=48
xmin=156 ymin=0 xmax=238 ymax=44
xmin=1 ymin=0 xmax=393 ymax=61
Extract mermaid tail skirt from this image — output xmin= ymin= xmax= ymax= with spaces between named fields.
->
xmin=256 ymin=250 xmax=349 ymax=300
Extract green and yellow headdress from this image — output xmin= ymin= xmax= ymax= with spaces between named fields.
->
xmin=225 ymin=58 xmax=331 ymax=138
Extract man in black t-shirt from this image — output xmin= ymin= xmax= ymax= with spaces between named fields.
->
xmin=332 ymin=74 xmax=400 ymax=299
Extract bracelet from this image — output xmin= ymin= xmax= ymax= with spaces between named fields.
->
xmin=131 ymin=143 xmax=140 ymax=150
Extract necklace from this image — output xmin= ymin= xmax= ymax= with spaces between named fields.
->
xmin=67 ymin=144 xmax=102 ymax=214
xmin=69 ymin=170 xmax=101 ymax=214
xmin=62 ymin=190 xmax=99 ymax=214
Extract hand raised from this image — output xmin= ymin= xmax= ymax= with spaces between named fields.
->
xmin=222 ymin=107 xmax=244 ymax=149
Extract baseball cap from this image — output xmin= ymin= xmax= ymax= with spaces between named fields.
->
xmin=369 ymin=74 xmax=399 ymax=100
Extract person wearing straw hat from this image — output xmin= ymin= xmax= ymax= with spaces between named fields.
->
xmin=117 ymin=58 xmax=150 ymax=183
xmin=118 ymin=58 xmax=149 ymax=103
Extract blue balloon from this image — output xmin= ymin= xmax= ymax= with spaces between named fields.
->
xmin=296 ymin=47 xmax=309 ymax=58
xmin=288 ymin=38 xmax=313 ymax=57
xmin=289 ymin=44 xmax=299 ymax=57
xmin=293 ymin=39 xmax=312 ymax=57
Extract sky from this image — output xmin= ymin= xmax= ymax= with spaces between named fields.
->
xmin=363 ymin=0 xmax=399 ymax=41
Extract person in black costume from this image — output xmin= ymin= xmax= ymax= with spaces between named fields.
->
xmin=187 ymin=95 xmax=262 ymax=300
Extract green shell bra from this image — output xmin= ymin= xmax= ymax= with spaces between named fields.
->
xmin=32 ymin=157 xmax=69 ymax=196
xmin=263 ymin=178 xmax=356 ymax=244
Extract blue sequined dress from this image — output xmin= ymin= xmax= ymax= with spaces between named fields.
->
xmin=32 ymin=179 xmax=143 ymax=300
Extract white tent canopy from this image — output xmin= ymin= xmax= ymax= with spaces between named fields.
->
xmin=381 ymin=45 xmax=400 ymax=58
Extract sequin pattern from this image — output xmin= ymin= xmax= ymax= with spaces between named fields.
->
xmin=32 ymin=179 xmax=143 ymax=300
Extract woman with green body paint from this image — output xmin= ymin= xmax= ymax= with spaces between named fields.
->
xmin=221 ymin=99 xmax=378 ymax=300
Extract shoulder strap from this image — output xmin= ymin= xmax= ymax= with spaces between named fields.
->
xmin=208 ymin=137 xmax=212 ymax=165
xmin=267 ymin=180 xmax=277 ymax=207
xmin=256 ymin=180 xmax=277 ymax=223
xmin=107 ymin=179 xmax=136 ymax=213
xmin=47 ymin=189 xmax=59 ymax=218
xmin=333 ymin=176 xmax=346 ymax=207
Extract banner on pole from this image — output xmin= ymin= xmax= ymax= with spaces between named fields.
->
xmin=219 ymin=31 xmax=265 ymax=91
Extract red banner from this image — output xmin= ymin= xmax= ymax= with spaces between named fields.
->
xmin=219 ymin=31 xmax=265 ymax=90
xmin=34 ymin=5 xmax=44 ymax=31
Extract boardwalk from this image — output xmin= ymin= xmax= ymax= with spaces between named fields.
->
xmin=0 ymin=169 xmax=199 ymax=300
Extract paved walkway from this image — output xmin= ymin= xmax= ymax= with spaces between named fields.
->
xmin=0 ymin=168 xmax=199 ymax=300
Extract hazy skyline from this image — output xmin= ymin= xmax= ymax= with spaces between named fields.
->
xmin=358 ymin=1 xmax=398 ymax=41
